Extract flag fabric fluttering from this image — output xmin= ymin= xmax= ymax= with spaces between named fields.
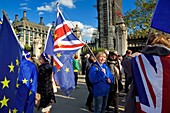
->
xmin=44 ymin=27 xmax=54 ymax=56
xmin=0 ymin=13 xmax=22 ymax=112
xmin=53 ymin=7 xmax=85 ymax=69
xmin=11 ymin=53 xmax=38 ymax=113
xmin=54 ymin=58 xmax=75 ymax=96
xmin=43 ymin=6 xmax=85 ymax=96
xmin=131 ymin=54 xmax=170 ymax=113
xmin=151 ymin=0 xmax=170 ymax=33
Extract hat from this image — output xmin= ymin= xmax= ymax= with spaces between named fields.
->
xmin=22 ymin=51 xmax=31 ymax=59
xmin=40 ymin=52 xmax=49 ymax=62
xmin=109 ymin=50 xmax=118 ymax=56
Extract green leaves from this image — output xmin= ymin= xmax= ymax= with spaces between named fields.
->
xmin=124 ymin=0 xmax=157 ymax=38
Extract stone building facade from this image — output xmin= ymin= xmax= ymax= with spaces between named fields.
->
xmin=12 ymin=11 xmax=49 ymax=57
xmin=12 ymin=11 xmax=83 ymax=57
xmin=96 ymin=0 xmax=127 ymax=55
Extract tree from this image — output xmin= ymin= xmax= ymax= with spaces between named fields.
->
xmin=124 ymin=0 xmax=157 ymax=37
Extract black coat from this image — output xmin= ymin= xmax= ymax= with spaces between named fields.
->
xmin=37 ymin=63 xmax=55 ymax=108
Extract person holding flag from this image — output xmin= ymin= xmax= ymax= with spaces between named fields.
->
xmin=125 ymin=33 xmax=170 ymax=113
xmin=89 ymin=52 xmax=114 ymax=113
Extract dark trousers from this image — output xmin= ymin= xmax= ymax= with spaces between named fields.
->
xmin=125 ymin=73 xmax=132 ymax=93
xmin=86 ymin=86 xmax=93 ymax=107
xmin=74 ymin=72 xmax=78 ymax=86
xmin=107 ymin=86 xmax=119 ymax=112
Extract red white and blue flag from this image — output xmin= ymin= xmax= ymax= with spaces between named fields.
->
xmin=132 ymin=54 xmax=170 ymax=113
xmin=53 ymin=7 xmax=85 ymax=69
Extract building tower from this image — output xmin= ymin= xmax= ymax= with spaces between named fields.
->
xmin=97 ymin=0 xmax=127 ymax=53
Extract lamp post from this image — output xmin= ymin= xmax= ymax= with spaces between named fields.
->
xmin=115 ymin=17 xmax=127 ymax=55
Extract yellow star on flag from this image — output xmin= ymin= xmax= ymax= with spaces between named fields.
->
xmin=0 ymin=96 xmax=9 ymax=108
xmin=58 ymin=43 xmax=62 ymax=47
xmin=8 ymin=62 xmax=14 ymax=72
xmin=16 ymin=58 xmax=19 ymax=66
xmin=53 ymin=62 xmax=56 ymax=66
xmin=1 ymin=77 xmax=10 ymax=89
xmin=57 ymin=69 xmax=60 ymax=72
xmin=57 ymin=53 xmax=62 ymax=58
xmin=22 ymin=78 xmax=28 ymax=84
xmin=30 ymin=78 xmax=33 ymax=84
xmin=29 ymin=91 xmax=32 ymax=95
xmin=65 ymin=68 xmax=70 ymax=73
xmin=12 ymin=108 xmax=18 ymax=113
xmin=54 ymin=34 xmax=58 ymax=39
xmin=16 ymin=82 xmax=20 ymax=88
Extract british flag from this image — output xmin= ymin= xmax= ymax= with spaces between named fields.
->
xmin=132 ymin=54 xmax=170 ymax=113
xmin=53 ymin=7 xmax=85 ymax=69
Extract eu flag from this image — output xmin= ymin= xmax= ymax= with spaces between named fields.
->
xmin=151 ymin=0 xmax=170 ymax=33
xmin=11 ymin=58 xmax=38 ymax=113
xmin=0 ymin=13 xmax=22 ymax=112
xmin=44 ymin=27 xmax=54 ymax=56
xmin=54 ymin=58 xmax=75 ymax=96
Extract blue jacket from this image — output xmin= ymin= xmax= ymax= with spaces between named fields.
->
xmin=89 ymin=62 xmax=114 ymax=96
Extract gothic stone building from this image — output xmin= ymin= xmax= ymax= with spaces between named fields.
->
xmin=97 ymin=0 xmax=127 ymax=55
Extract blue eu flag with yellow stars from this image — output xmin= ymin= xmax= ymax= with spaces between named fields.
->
xmin=54 ymin=58 xmax=75 ymax=96
xmin=0 ymin=13 xmax=22 ymax=112
xmin=11 ymin=57 xmax=38 ymax=113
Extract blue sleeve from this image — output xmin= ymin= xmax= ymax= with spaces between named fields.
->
xmin=89 ymin=65 xmax=106 ymax=84
xmin=106 ymin=66 xmax=114 ymax=83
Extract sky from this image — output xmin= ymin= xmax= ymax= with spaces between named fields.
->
xmin=0 ymin=0 xmax=136 ymax=41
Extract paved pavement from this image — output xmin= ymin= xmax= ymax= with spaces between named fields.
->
xmin=34 ymin=75 xmax=126 ymax=113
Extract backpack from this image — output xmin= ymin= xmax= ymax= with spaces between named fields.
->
xmin=85 ymin=63 xmax=98 ymax=86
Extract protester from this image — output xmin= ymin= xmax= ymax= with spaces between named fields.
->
xmin=106 ymin=50 xmax=124 ymax=113
xmin=11 ymin=51 xmax=38 ymax=113
xmin=85 ymin=54 xmax=96 ymax=112
xmin=121 ymin=49 xmax=133 ymax=93
xmin=89 ymin=52 xmax=114 ymax=113
xmin=37 ymin=52 xmax=56 ymax=113
xmin=125 ymin=32 xmax=170 ymax=113
xmin=73 ymin=54 xmax=80 ymax=87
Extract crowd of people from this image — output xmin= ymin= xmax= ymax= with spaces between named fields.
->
xmin=15 ymin=32 xmax=170 ymax=113
xmin=84 ymin=32 xmax=170 ymax=113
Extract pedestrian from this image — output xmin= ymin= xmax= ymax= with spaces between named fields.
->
xmin=85 ymin=55 xmax=96 ymax=112
xmin=73 ymin=54 xmax=80 ymax=87
xmin=37 ymin=52 xmax=56 ymax=113
xmin=89 ymin=52 xmax=114 ymax=113
xmin=122 ymin=49 xmax=132 ymax=93
xmin=106 ymin=50 xmax=123 ymax=113
xmin=125 ymin=32 xmax=170 ymax=113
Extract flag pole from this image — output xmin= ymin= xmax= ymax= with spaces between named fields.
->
xmin=2 ymin=10 xmax=10 ymax=24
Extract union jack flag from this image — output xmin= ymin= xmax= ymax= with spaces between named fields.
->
xmin=132 ymin=54 xmax=170 ymax=113
xmin=53 ymin=7 xmax=85 ymax=69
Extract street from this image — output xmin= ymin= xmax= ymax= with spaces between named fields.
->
xmin=34 ymin=75 xmax=126 ymax=113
